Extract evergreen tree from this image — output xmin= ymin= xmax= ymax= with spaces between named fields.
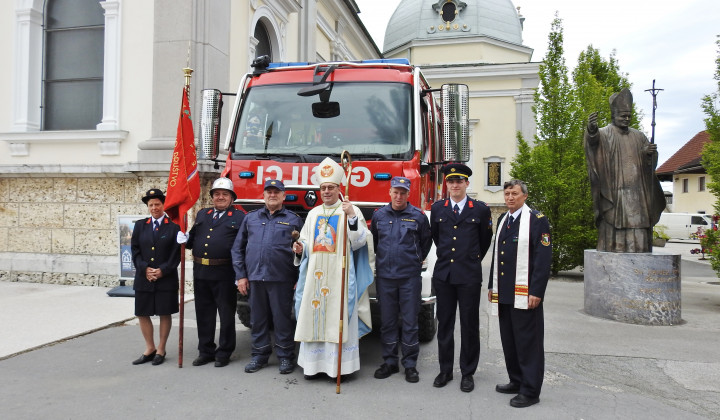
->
xmin=511 ymin=16 xmax=588 ymax=274
xmin=700 ymin=36 xmax=720 ymax=275
xmin=511 ymin=18 xmax=641 ymax=274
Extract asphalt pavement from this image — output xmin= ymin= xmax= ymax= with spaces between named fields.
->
xmin=0 ymin=241 xmax=718 ymax=419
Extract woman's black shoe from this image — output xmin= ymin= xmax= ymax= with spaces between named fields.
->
xmin=132 ymin=350 xmax=157 ymax=365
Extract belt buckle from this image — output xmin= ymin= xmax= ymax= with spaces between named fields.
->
xmin=201 ymin=258 xmax=210 ymax=265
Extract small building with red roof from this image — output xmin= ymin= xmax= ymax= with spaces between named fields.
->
xmin=656 ymin=131 xmax=714 ymax=214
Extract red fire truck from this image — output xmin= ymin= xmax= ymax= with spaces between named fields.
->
xmin=199 ymin=56 xmax=469 ymax=342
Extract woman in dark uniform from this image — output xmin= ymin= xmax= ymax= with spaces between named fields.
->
xmin=130 ymin=189 xmax=181 ymax=366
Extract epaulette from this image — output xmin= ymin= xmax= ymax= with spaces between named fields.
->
xmin=535 ymin=212 xmax=545 ymax=219
xmin=285 ymin=208 xmax=300 ymax=218
xmin=472 ymin=198 xmax=487 ymax=206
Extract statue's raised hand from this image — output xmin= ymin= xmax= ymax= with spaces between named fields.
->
xmin=587 ymin=112 xmax=599 ymax=134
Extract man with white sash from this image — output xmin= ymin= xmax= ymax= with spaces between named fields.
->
xmin=488 ymin=179 xmax=551 ymax=408
xmin=292 ymin=157 xmax=374 ymax=380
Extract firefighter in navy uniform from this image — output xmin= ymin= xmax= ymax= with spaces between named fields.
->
xmin=488 ymin=180 xmax=551 ymax=408
xmin=178 ymin=177 xmax=245 ymax=367
xmin=370 ymin=176 xmax=432 ymax=383
xmin=130 ymin=189 xmax=181 ymax=366
xmin=232 ymin=179 xmax=303 ymax=375
xmin=430 ymin=163 xmax=492 ymax=393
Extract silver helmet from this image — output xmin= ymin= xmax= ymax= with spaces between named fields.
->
xmin=209 ymin=177 xmax=236 ymax=200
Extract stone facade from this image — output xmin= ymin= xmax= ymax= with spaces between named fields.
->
xmin=0 ymin=175 xmax=217 ymax=289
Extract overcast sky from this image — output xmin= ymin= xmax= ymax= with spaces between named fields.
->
xmin=354 ymin=0 xmax=719 ymax=165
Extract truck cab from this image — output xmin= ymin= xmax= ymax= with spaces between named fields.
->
xmin=200 ymin=57 xmax=470 ymax=342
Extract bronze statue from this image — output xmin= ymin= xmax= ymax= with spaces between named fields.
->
xmin=584 ymin=88 xmax=665 ymax=253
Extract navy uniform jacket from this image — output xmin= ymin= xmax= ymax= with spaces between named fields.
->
xmin=371 ymin=203 xmax=432 ymax=279
xmin=431 ymin=198 xmax=493 ymax=284
xmin=187 ymin=207 xmax=245 ymax=281
xmin=131 ymin=216 xmax=181 ymax=292
xmin=231 ymin=206 xmax=302 ymax=282
xmin=488 ymin=209 xmax=552 ymax=303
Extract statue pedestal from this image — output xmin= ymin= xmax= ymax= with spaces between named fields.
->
xmin=584 ymin=250 xmax=681 ymax=325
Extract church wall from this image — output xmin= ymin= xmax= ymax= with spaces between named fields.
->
xmin=0 ymin=7 xmax=14 ymax=130
xmin=467 ymin=95 xmax=519 ymax=202
xmin=315 ymin=26 xmax=332 ymax=60
xmin=399 ymin=41 xmax=530 ymax=66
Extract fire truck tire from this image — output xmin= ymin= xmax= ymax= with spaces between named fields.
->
xmin=417 ymin=303 xmax=437 ymax=343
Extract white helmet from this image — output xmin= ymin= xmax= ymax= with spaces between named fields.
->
xmin=210 ymin=177 xmax=237 ymax=200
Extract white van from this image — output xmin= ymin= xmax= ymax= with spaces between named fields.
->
xmin=657 ymin=213 xmax=713 ymax=239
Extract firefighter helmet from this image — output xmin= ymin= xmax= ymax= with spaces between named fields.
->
xmin=210 ymin=177 xmax=236 ymax=200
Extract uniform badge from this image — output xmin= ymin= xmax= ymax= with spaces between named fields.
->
xmin=541 ymin=233 xmax=550 ymax=246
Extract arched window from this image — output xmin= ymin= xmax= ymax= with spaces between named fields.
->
xmin=254 ymin=21 xmax=272 ymax=60
xmin=43 ymin=0 xmax=105 ymax=130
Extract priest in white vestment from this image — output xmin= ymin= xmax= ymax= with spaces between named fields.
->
xmin=292 ymin=157 xmax=374 ymax=379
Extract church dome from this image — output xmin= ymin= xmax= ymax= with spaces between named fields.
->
xmin=383 ymin=0 xmax=524 ymax=52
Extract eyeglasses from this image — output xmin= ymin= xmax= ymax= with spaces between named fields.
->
xmin=319 ymin=185 xmax=338 ymax=191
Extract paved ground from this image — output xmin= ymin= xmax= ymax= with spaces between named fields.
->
xmin=0 ymin=241 xmax=718 ymax=419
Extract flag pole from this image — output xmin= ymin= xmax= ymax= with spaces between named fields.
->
xmin=178 ymin=66 xmax=193 ymax=368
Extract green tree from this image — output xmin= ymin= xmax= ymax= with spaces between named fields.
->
xmin=700 ymin=36 xmax=720 ymax=275
xmin=511 ymin=18 xmax=640 ymax=274
xmin=511 ymin=16 xmax=590 ymax=274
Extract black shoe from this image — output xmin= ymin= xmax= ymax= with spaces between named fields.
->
xmin=214 ymin=358 xmax=230 ymax=367
xmin=374 ymin=363 xmax=399 ymax=379
xmin=304 ymin=373 xmax=323 ymax=380
xmin=192 ymin=355 xmax=214 ymax=366
xmin=132 ymin=350 xmax=156 ymax=365
xmin=433 ymin=372 xmax=453 ymax=387
xmin=460 ymin=375 xmax=474 ymax=392
xmin=405 ymin=367 xmax=419 ymax=383
xmin=244 ymin=359 xmax=267 ymax=373
xmin=510 ymin=394 xmax=540 ymax=408
xmin=279 ymin=358 xmax=295 ymax=374
xmin=151 ymin=353 xmax=166 ymax=366
xmin=496 ymin=382 xmax=521 ymax=394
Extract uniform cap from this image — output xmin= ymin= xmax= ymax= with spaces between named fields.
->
xmin=390 ymin=176 xmax=411 ymax=190
xmin=142 ymin=188 xmax=166 ymax=204
xmin=442 ymin=163 xmax=472 ymax=180
xmin=264 ymin=179 xmax=285 ymax=191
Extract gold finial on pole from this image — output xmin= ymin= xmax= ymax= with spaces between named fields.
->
xmin=183 ymin=67 xmax=193 ymax=88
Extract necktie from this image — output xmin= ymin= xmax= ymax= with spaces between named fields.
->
xmin=453 ymin=204 xmax=459 ymax=215
xmin=507 ymin=215 xmax=514 ymax=229
xmin=153 ymin=220 xmax=160 ymax=239
xmin=212 ymin=212 xmax=219 ymax=226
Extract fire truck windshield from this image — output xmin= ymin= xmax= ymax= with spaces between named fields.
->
xmin=232 ymin=82 xmax=413 ymax=161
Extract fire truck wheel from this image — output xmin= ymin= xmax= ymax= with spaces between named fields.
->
xmin=417 ymin=303 xmax=437 ymax=343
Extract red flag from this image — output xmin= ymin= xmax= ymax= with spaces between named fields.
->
xmin=165 ymin=85 xmax=200 ymax=232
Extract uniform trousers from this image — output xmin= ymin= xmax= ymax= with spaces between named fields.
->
xmin=249 ymin=281 xmax=296 ymax=361
xmin=433 ymin=279 xmax=481 ymax=376
xmin=498 ymin=302 xmax=544 ymax=398
xmin=194 ymin=277 xmax=237 ymax=360
xmin=377 ymin=276 xmax=421 ymax=368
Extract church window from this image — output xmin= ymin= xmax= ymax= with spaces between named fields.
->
xmin=254 ymin=21 xmax=272 ymax=60
xmin=43 ymin=0 xmax=105 ymax=130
